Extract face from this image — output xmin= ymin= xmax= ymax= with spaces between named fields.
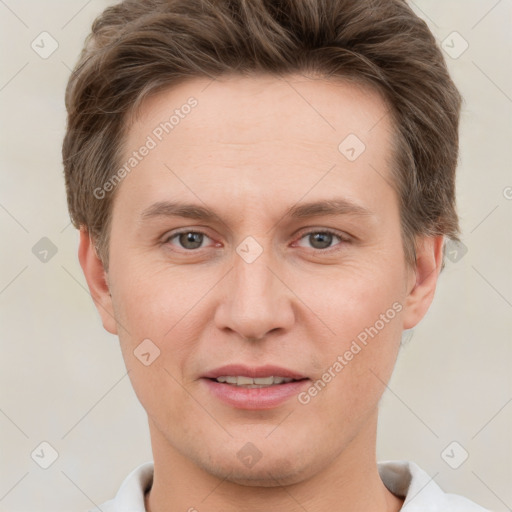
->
xmin=81 ymin=74 xmax=440 ymax=486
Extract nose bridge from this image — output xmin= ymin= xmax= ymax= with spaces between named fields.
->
xmin=215 ymin=239 xmax=294 ymax=340
xmin=234 ymin=248 xmax=274 ymax=305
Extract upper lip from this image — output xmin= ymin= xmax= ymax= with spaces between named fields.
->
xmin=202 ymin=364 xmax=307 ymax=380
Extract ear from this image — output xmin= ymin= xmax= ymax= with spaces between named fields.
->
xmin=402 ymin=235 xmax=444 ymax=330
xmin=78 ymin=228 xmax=118 ymax=334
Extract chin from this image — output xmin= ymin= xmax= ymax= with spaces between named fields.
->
xmin=191 ymin=441 xmax=318 ymax=487
xmin=205 ymin=457 xmax=310 ymax=487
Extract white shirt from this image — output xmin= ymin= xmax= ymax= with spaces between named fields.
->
xmin=92 ymin=460 xmax=490 ymax=511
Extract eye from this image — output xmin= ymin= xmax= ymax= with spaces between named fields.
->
xmin=163 ymin=228 xmax=347 ymax=252
xmin=295 ymin=229 xmax=345 ymax=251
xmin=164 ymin=230 xmax=213 ymax=250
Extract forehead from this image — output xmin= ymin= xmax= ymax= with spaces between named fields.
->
xmin=131 ymin=73 xmax=391 ymax=149
xmin=115 ymin=74 xmax=396 ymax=223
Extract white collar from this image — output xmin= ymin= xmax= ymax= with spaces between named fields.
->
xmin=102 ymin=459 xmax=489 ymax=512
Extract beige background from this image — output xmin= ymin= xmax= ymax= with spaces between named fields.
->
xmin=0 ymin=1 xmax=511 ymax=510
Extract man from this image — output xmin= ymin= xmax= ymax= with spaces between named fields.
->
xmin=62 ymin=0 xmax=489 ymax=510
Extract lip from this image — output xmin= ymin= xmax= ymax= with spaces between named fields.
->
xmin=202 ymin=364 xmax=306 ymax=380
xmin=201 ymin=364 xmax=309 ymax=410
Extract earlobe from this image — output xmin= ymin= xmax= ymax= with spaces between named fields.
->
xmin=402 ymin=235 xmax=445 ymax=330
xmin=78 ymin=228 xmax=118 ymax=334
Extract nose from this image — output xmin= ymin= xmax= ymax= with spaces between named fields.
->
xmin=213 ymin=245 xmax=295 ymax=341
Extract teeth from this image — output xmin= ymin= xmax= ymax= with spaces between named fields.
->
xmin=237 ymin=376 xmax=254 ymax=385
xmin=254 ymin=377 xmax=274 ymax=385
xmin=215 ymin=376 xmax=295 ymax=387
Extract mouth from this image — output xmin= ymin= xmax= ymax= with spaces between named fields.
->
xmin=211 ymin=375 xmax=300 ymax=388
xmin=201 ymin=365 xmax=309 ymax=409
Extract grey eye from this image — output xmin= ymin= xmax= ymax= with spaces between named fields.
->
xmin=174 ymin=232 xmax=207 ymax=250
xmin=301 ymin=232 xmax=340 ymax=250
xmin=310 ymin=232 xmax=332 ymax=249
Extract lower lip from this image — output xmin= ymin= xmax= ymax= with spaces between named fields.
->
xmin=202 ymin=378 xmax=309 ymax=410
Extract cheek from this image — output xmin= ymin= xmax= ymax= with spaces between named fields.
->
xmin=296 ymin=263 xmax=405 ymax=405
xmin=109 ymin=259 xmax=212 ymax=340
xmin=108 ymin=260 xmax=218 ymax=413
xmin=299 ymin=257 xmax=406 ymax=341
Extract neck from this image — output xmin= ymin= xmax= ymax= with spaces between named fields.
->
xmin=145 ymin=412 xmax=403 ymax=512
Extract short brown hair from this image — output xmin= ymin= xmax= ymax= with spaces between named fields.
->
xmin=63 ymin=0 xmax=462 ymax=268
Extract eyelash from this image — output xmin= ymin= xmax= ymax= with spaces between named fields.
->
xmin=163 ymin=228 xmax=348 ymax=253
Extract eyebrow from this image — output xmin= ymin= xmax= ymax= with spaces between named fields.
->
xmin=140 ymin=198 xmax=374 ymax=224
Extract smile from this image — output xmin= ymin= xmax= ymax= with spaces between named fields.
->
xmin=213 ymin=375 xmax=296 ymax=387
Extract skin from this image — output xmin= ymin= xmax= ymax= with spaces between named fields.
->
xmin=79 ymin=74 xmax=444 ymax=512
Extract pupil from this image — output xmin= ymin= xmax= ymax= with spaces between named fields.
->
xmin=311 ymin=232 xmax=332 ymax=249
xmin=180 ymin=232 xmax=203 ymax=249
